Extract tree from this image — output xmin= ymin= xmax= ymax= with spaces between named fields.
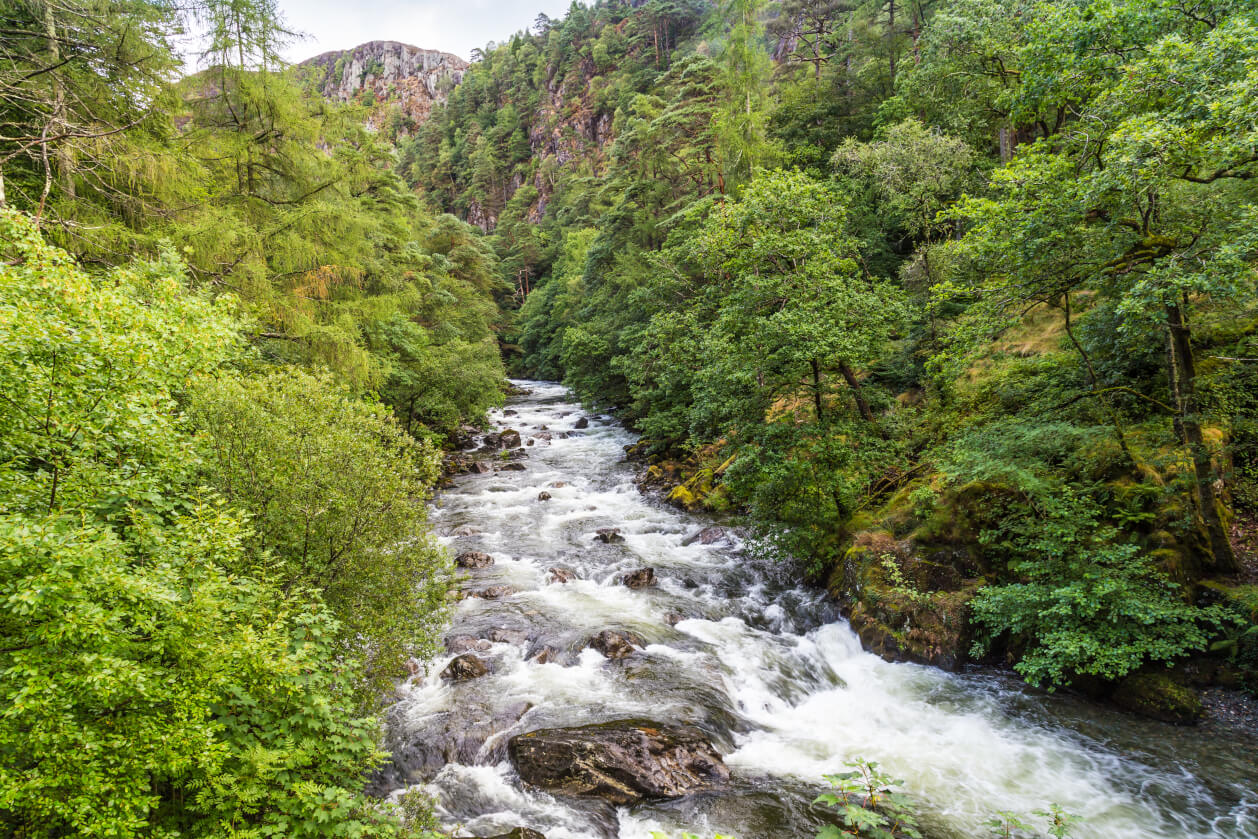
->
xmin=190 ymin=368 xmax=453 ymax=693
xmin=0 ymin=210 xmax=408 ymax=839
xmin=947 ymin=3 xmax=1258 ymax=574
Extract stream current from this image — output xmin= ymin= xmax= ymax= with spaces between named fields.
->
xmin=379 ymin=381 xmax=1258 ymax=839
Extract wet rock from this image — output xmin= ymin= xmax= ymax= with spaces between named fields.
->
xmin=549 ymin=480 xmax=567 ymax=487
xmin=682 ymin=577 xmax=699 ymax=589
xmin=503 ymin=409 xmax=518 ymax=416
xmin=535 ymin=432 xmax=553 ymax=441
xmin=472 ymin=829 xmax=546 ymax=839
xmin=1113 ymin=673 xmax=1204 ymax=725
xmin=617 ymin=567 xmax=656 ymax=589
xmin=595 ymin=528 xmax=624 ymax=544
xmin=441 ymin=653 xmax=489 ymax=681
xmin=549 ymin=567 xmax=578 ymax=583
xmin=452 ymin=425 xmax=481 ymax=450
xmin=538 ymin=491 xmax=552 ymax=501
xmin=456 ymin=551 xmax=495 ymax=569
xmin=489 ymin=628 xmax=530 ymax=645
xmin=574 ymin=417 xmax=590 ymax=429
xmin=664 ymin=612 xmax=685 ymax=626
xmin=372 ymin=700 xmax=532 ymax=789
xmin=500 ymin=463 xmax=527 ymax=472
xmin=527 ymin=439 xmax=535 ymax=446
xmin=508 ymin=719 xmax=729 ymax=805
xmin=500 ymin=429 xmax=523 ymax=448
xmin=528 ymin=645 xmax=562 ymax=664
xmin=445 ymin=635 xmax=493 ymax=653
xmin=587 ymin=630 xmax=644 ymax=660
xmin=480 ymin=432 xmax=503 ymax=451
xmin=468 ymin=461 xmax=492 ymax=474
xmin=682 ymin=526 xmax=728 ymax=546
xmin=468 ymin=585 xmax=517 ymax=600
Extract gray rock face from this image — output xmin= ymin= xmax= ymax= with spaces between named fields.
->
xmin=508 ymin=719 xmax=729 ymax=805
xmin=299 ymin=41 xmax=467 ymax=131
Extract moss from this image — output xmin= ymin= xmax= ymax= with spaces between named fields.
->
xmin=1111 ymin=672 xmax=1203 ymax=725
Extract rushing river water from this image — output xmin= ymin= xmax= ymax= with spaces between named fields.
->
xmin=378 ymin=381 xmax=1258 ymax=839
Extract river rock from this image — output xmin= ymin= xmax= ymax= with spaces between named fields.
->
xmin=595 ymin=528 xmax=624 ymax=544
xmin=574 ymin=417 xmax=590 ymax=429
xmin=528 ymin=645 xmax=562 ymax=664
xmin=503 ymin=409 xmax=518 ymax=416
xmin=489 ymin=628 xmax=531 ymax=645
xmin=500 ymin=463 xmax=527 ymax=472
xmin=468 ymin=461 xmax=492 ymax=474
xmin=508 ymin=719 xmax=729 ymax=804
xmin=682 ymin=526 xmax=728 ymax=546
xmin=535 ymin=431 xmax=553 ymax=441
xmin=446 ymin=635 xmax=493 ymax=653
xmin=471 ymin=829 xmax=545 ymax=839
xmin=468 ymin=585 xmax=517 ymax=600
xmin=456 ymin=550 xmax=495 ymax=569
xmin=441 ymin=653 xmax=489 ymax=681
xmin=500 ymin=429 xmax=523 ymax=448
xmin=527 ymin=438 xmax=535 ymax=446
xmin=549 ymin=480 xmax=567 ymax=487
xmin=538 ymin=491 xmax=552 ymax=501
xmin=587 ymin=630 xmax=643 ymax=660
xmin=371 ymin=699 xmax=532 ymax=790
xmin=549 ymin=567 xmax=577 ymax=583
xmin=617 ymin=567 xmax=656 ymax=589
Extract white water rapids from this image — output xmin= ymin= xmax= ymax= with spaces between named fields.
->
xmin=378 ymin=381 xmax=1257 ymax=839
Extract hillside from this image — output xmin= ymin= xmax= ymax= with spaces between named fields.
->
xmin=300 ymin=40 xmax=469 ymax=137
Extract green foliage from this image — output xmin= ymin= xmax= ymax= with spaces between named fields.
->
xmin=190 ymin=368 xmax=453 ymax=695
xmin=0 ymin=212 xmax=426 ymax=838
xmin=814 ymin=759 xmax=921 ymax=839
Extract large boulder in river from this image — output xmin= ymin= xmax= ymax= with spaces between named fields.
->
xmin=574 ymin=417 xmax=590 ymax=429
xmin=441 ymin=653 xmax=489 ymax=681
xmin=617 ymin=567 xmax=656 ymax=589
xmin=500 ymin=429 xmax=522 ymax=448
xmin=508 ymin=719 xmax=729 ymax=805
xmin=456 ymin=551 xmax=494 ymax=569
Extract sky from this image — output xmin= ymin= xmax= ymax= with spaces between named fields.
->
xmin=274 ymin=0 xmax=579 ymax=63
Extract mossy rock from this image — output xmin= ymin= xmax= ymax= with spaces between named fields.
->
xmin=1112 ymin=672 xmax=1203 ymax=725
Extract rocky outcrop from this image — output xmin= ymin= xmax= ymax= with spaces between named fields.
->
xmin=508 ymin=720 xmax=729 ymax=804
xmin=1112 ymin=673 xmax=1204 ymax=724
xmin=299 ymin=41 xmax=467 ymax=135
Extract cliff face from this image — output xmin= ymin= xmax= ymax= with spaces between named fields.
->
xmin=300 ymin=41 xmax=468 ymax=134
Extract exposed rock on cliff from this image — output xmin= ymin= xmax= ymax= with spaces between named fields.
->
xmin=300 ymin=41 xmax=467 ymax=134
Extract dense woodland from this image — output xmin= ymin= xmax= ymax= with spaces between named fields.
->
xmin=1 ymin=0 xmax=1257 ymax=836
xmin=406 ymin=0 xmax=1258 ymax=697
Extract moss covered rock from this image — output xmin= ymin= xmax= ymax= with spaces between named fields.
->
xmin=1111 ymin=673 xmax=1203 ymax=724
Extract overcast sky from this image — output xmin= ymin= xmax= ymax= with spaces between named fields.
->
xmin=274 ymin=0 xmax=578 ymax=63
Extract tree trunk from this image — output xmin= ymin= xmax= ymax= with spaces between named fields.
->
xmin=810 ymin=359 xmax=825 ymax=423
xmin=1166 ymin=300 xmax=1238 ymax=574
xmin=838 ymin=361 xmax=875 ymax=424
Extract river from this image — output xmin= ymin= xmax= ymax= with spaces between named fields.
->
xmin=376 ymin=380 xmax=1258 ymax=839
